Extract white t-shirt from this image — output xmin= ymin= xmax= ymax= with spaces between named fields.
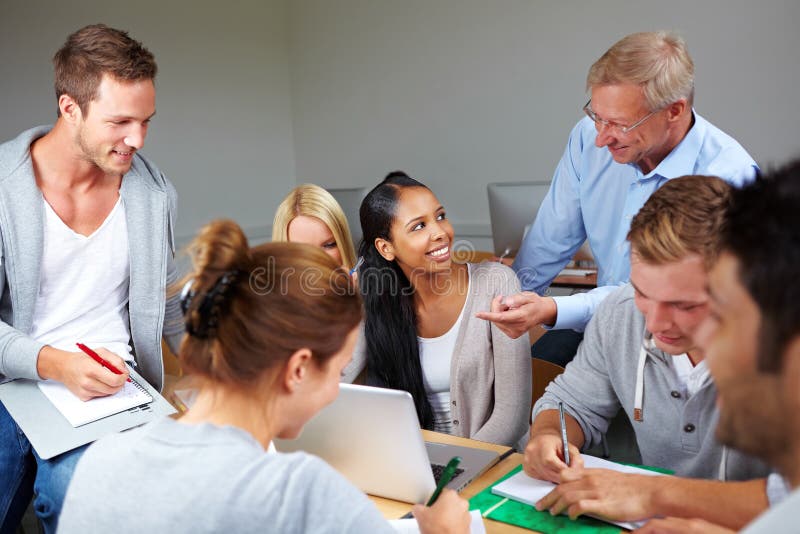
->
xmin=671 ymin=353 xmax=710 ymax=398
xmin=418 ymin=264 xmax=471 ymax=434
xmin=29 ymin=197 xmax=133 ymax=361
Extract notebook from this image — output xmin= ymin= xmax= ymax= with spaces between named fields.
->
xmin=491 ymin=454 xmax=667 ymax=530
xmin=0 ymin=367 xmax=175 ymax=459
xmin=388 ymin=510 xmax=486 ymax=533
xmin=37 ymin=377 xmax=153 ymax=427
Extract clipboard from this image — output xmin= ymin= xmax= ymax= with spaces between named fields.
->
xmin=0 ymin=368 xmax=175 ymax=459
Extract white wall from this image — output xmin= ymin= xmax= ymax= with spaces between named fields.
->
xmin=288 ymin=0 xmax=800 ymax=250
xmin=2 ymin=1 xmax=799 ymax=251
xmin=0 ymin=0 xmax=296 ymax=245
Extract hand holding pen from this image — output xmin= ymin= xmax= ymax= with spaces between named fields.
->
xmin=35 ymin=344 xmax=130 ymax=401
xmin=523 ymin=406 xmax=584 ymax=483
xmin=411 ymin=457 xmax=471 ymax=534
xmin=68 ymin=344 xmax=129 ymax=400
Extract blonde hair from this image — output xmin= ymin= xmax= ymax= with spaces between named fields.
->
xmin=177 ymin=219 xmax=362 ymax=387
xmin=627 ymin=176 xmax=731 ymax=268
xmin=587 ymin=31 xmax=694 ymax=110
xmin=272 ymin=184 xmax=357 ymax=270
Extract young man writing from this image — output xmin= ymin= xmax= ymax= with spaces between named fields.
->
xmin=640 ymin=160 xmax=800 ymax=532
xmin=525 ymin=176 xmax=777 ymax=530
xmin=0 ymin=24 xmax=182 ymax=532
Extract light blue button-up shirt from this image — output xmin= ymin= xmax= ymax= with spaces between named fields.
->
xmin=512 ymin=113 xmax=757 ymax=332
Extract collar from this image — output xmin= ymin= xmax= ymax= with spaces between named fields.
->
xmin=640 ymin=331 xmax=670 ymax=364
xmin=640 ymin=110 xmax=707 ymax=180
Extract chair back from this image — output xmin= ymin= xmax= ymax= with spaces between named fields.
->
xmin=531 ymin=358 xmax=566 ymax=409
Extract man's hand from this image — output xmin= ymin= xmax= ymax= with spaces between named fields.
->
xmin=475 ymin=292 xmax=557 ymax=339
xmin=37 ymin=346 xmax=129 ymax=401
xmin=524 ymin=432 xmax=584 ymax=483
xmin=535 ymin=468 xmax=658 ymax=523
xmin=413 ymin=489 xmax=471 ymax=534
xmin=634 ymin=517 xmax=735 ymax=534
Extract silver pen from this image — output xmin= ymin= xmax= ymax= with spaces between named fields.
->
xmin=559 ymin=401 xmax=571 ymax=467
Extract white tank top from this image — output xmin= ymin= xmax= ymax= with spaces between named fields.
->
xmin=418 ymin=264 xmax=471 ymax=434
xmin=29 ymin=197 xmax=133 ymax=361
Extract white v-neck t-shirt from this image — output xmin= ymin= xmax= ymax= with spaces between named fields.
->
xmin=29 ymin=197 xmax=133 ymax=361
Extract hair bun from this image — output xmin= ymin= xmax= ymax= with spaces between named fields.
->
xmin=181 ymin=220 xmax=251 ymax=339
xmin=189 ymin=219 xmax=250 ymax=275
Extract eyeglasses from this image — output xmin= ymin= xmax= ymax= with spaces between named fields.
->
xmin=583 ymin=99 xmax=660 ymax=135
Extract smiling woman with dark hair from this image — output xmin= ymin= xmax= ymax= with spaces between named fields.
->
xmin=343 ymin=171 xmax=531 ymax=448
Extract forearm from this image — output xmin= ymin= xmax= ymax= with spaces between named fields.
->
xmin=0 ymin=323 xmax=46 ymax=380
xmin=36 ymin=345 xmax=70 ymax=381
xmin=550 ymin=285 xmax=620 ymax=331
xmin=651 ymin=477 xmax=768 ymax=530
xmin=471 ymin=393 xmax=530 ymax=447
xmin=532 ymin=410 xmax=585 ymax=449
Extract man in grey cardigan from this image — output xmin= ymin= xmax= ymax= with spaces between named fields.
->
xmin=527 ymin=176 xmax=778 ymax=531
xmin=0 ymin=25 xmax=182 ymax=533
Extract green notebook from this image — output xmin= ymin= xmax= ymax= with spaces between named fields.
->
xmin=470 ymin=462 xmax=674 ymax=533
xmin=469 ymin=465 xmax=623 ymax=533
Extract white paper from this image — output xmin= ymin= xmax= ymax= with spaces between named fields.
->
xmin=37 ymin=379 xmax=152 ymax=427
xmin=491 ymin=454 xmax=665 ymax=530
xmin=388 ymin=509 xmax=485 ymax=533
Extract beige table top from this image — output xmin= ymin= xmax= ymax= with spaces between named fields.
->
xmin=370 ymin=430 xmax=532 ymax=533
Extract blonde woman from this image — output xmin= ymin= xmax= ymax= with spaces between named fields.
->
xmin=273 ymin=184 xmax=357 ymax=271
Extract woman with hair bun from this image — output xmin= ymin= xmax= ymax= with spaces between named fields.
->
xmin=345 ymin=172 xmax=531 ymax=448
xmin=59 ymin=220 xmax=469 ymax=534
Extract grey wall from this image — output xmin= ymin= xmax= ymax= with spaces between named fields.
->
xmin=288 ymin=0 xmax=800 ymax=249
xmin=2 ymin=0 xmax=799 ymax=250
xmin=0 ymin=0 xmax=296 ymax=245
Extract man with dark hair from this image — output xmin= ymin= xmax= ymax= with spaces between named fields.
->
xmin=640 ymin=160 xmax=800 ymax=533
xmin=0 ymin=24 xmax=182 ymax=532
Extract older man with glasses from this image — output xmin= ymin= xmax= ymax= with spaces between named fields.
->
xmin=478 ymin=31 xmax=757 ymax=367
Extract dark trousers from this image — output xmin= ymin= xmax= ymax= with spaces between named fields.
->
xmin=531 ymin=329 xmax=584 ymax=367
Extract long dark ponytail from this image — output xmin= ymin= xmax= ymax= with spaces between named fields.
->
xmin=358 ymin=171 xmax=434 ymax=429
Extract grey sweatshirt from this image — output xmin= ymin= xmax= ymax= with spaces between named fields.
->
xmin=58 ymin=418 xmax=393 ymax=533
xmin=534 ymin=284 xmax=771 ymax=481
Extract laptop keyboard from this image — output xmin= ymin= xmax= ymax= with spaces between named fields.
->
xmin=430 ymin=463 xmax=465 ymax=484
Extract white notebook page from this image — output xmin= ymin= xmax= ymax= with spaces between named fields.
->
xmin=37 ymin=379 xmax=152 ymax=427
xmin=491 ymin=454 xmax=666 ymax=530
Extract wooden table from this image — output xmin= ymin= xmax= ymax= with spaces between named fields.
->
xmin=370 ymin=430 xmax=531 ymax=533
xmin=452 ymin=250 xmax=597 ymax=289
xmin=549 ymin=270 xmax=597 ymax=288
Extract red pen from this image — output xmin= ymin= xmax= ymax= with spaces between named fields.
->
xmin=76 ymin=342 xmax=131 ymax=383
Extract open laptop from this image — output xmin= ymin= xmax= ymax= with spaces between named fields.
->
xmin=274 ymin=383 xmax=501 ymax=503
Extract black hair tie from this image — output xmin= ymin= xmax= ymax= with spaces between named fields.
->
xmin=179 ymin=270 xmax=241 ymax=339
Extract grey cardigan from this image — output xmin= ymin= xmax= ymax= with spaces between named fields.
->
xmin=534 ymin=284 xmax=771 ymax=481
xmin=0 ymin=126 xmax=183 ymax=391
xmin=344 ymin=261 xmax=531 ymax=447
